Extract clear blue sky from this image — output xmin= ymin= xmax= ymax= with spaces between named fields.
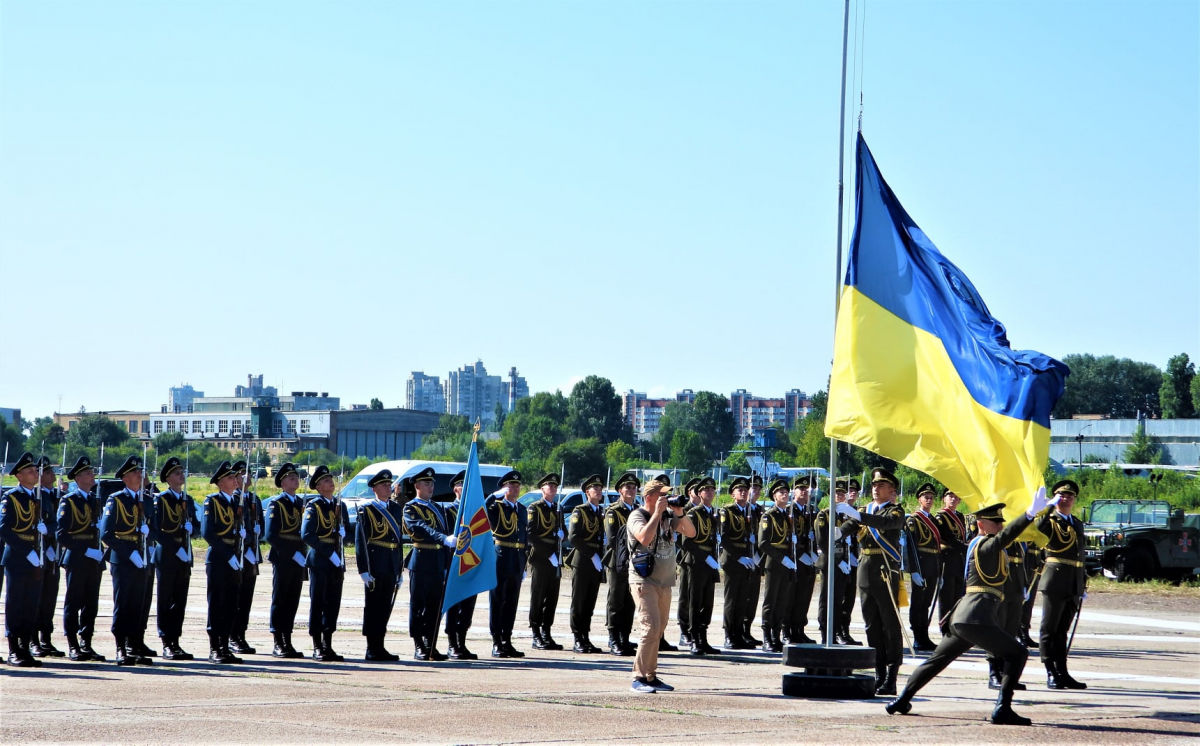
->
xmin=2 ymin=1 xmax=1197 ymax=421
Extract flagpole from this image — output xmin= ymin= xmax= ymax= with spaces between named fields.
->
xmin=431 ymin=421 xmax=480 ymax=656
xmin=825 ymin=0 xmax=852 ymax=649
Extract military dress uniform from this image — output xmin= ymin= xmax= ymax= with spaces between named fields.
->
xmin=887 ymin=503 xmax=1036 ymax=726
xmin=1036 ymin=479 xmax=1088 ymax=690
xmin=487 ymin=470 xmax=528 ymax=658
xmin=1 ymin=453 xmax=47 ymax=666
xmin=853 ymin=470 xmax=908 ymax=695
xmin=1019 ymin=543 xmax=1041 ymax=646
xmin=301 ymin=465 xmax=348 ymax=662
xmin=681 ymin=490 xmax=720 ymax=655
xmin=264 ymin=463 xmax=307 ymax=658
xmin=99 ymin=456 xmax=153 ymax=666
xmin=356 ymin=469 xmax=405 ymax=662
xmin=934 ymin=501 xmax=968 ymax=625
xmin=674 ymin=478 xmax=701 ymax=647
xmin=604 ymin=473 xmax=640 ymax=656
xmin=905 ymin=490 xmax=943 ymax=651
xmin=201 ymin=460 xmax=245 ymax=664
xmin=567 ymin=474 xmax=606 ymax=654
xmin=230 ymin=463 xmax=265 ymax=655
xmin=443 ymin=469 xmax=477 ymax=660
xmin=719 ymin=478 xmax=757 ymax=650
xmin=756 ymin=482 xmax=795 ymax=652
xmin=526 ymin=474 xmax=564 ymax=650
xmin=56 ymin=456 xmax=107 ymax=661
xmin=814 ymin=501 xmax=854 ymax=644
xmin=402 ymin=467 xmax=454 ymax=661
xmin=988 ymin=537 xmax=1028 ymax=688
xmin=151 ymin=457 xmax=198 ymax=660
xmin=32 ymin=457 xmax=65 ymax=657
xmin=783 ymin=485 xmax=818 ymax=645
xmin=745 ymin=475 xmax=765 ymax=643
xmin=132 ymin=478 xmax=159 ymax=658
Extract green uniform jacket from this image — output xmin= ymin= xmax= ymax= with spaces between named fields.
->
xmin=951 ymin=512 xmax=1034 ymax=626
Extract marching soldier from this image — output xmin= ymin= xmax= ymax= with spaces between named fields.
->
xmin=152 ymin=456 xmax=198 ymax=660
xmin=1 ymin=452 xmax=47 ymax=666
xmin=526 ymin=473 xmax=564 ymax=651
xmin=756 ymin=478 xmax=795 ymax=652
xmin=906 ymin=483 xmax=942 ymax=652
xmin=719 ymin=476 xmax=757 ymax=649
xmin=604 ymin=471 xmax=639 ymax=656
xmin=783 ymin=475 xmax=818 ymax=644
xmin=568 ymin=474 xmax=606 ymax=654
xmin=301 ymin=464 xmax=348 ymax=662
xmin=886 ymin=490 xmax=1056 ymax=726
xmin=356 ymin=468 xmax=404 ymax=662
xmin=402 ymin=467 xmax=456 ymax=661
xmin=444 ymin=470 xmax=478 ymax=659
xmin=487 ymin=470 xmax=528 ymax=658
xmin=1036 ymin=479 xmax=1088 ymax=690
xmin=675 ymin=477 xmax=701 ymax=648
xmin=264 ymin=462 xmax=307 ymax=658
xmin=838 ymin=477 xmax=862 ymax=645
xmin=32 ymin=456 xmax=65 ymax=657
xmin=934 ymin=488 xmax=968 ymax=625
xmin=99 ymin=455 xmax=153 ymax=666
xmin=202 ymin=460 xmax=245 ymax=664
xmin=57 ymin=456 xmax=107 ymax=661
xmin=230 ymin=460 xmax=264 ymax=655
xmin=681 ymin=477 xmax=720 ymax=655
xmin=842 ymin=467 xmax=908 ymax=696
xmin=815 ymin=479 xmax=855 ymax=645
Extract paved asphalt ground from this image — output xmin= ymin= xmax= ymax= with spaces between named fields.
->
xmin=2 ymin=558 xmax=1198 ymax=744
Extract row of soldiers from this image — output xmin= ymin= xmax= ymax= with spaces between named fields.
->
xmin=1 ymin=452 xmax=1088 ymax=695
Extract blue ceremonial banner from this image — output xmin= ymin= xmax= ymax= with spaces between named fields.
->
xmin=441 ymin=441 xmax=497 ymax=614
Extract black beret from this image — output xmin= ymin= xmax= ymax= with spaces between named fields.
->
xmin=614 ymin=471 xmax=640 ymax=489
xmin=870 ymin=468 xmax=898 ymax=489
xmin=729 ymin=476 xmax=750 ymax=491
xmin=159 ymin=457 xmax=184 ymax=483
xmin=308 ymin=464 xmax=333 ymax=490
xmin=581 ymin=473 xmax=604 ymax=491
xmin=368 ymin=469 xmax=394 ymax=488
xmin=67 ymin=456 xmax=93 ymax=480
xmin=273 ymin=462 xmax=299 ymax=488
xmin=450 ymin=470 xmax=466 ymax=487
xmin=115 ymin=455 xmax=143 ymax=479
xmin=536 ymin=473 xmax=560 ymax=488
xmin=974 ymin=503 xmax=1006 ymax=522
xmin=411 ymin=467 xmax=436 ymax=484
xmin=210 ymin=460 xmax=236 ymax=485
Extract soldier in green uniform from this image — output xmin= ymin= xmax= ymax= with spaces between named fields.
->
xmin=604 ymin=471 xmax=639 ymax=656
xmin=744 ymin=474 xmax=765 ymax=646
xmin=756 ymin=478 xmax=795 ymax=652
xmin=989 ymin=534 xmax=1029 ymax=689
xmin=264 ymin=462 xmax=307 ymax=659
xmin=783 ymin=475 xmax=818 ymax=644
xmin=527 ymin=473 xmax=564 ymax=651
xmin=815 ymin=479 xmax=855 ymax=645
xmin=838 ymin=478 xmax=863 ymax=644
xmin=487 ymin=470 xmax=528 ymax=658
xmin=568 ymin=474 xmax=606 ymax=653
xmin=1036 ymin=479 xmax=1088 ymax=690
xmin=719 ymin=476 xmax=756 ymax=649
xmin=886 ymin=489 xmax=1057 ymax=726
xmin=682 ymin=477 xmax=720 ymax=655
xmin=905 ymin=483 xmax=941 ymax=652
xmin=675 ymin=477 xmax=701 ymax=648
xmin=934 ymin=489 xmax=968 ymax=626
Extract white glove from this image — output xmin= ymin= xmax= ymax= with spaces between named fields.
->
xmin=752 ymin=552 xmax=761 ymax=565
xmin=738 ymin=556 xmax=755 ymax=570
xmin=254 ymin=524 xmax=261 ymax=535
xmin=85 ymin=547 xmax=104 ymax=562
xmin=1027 ymin=486 xmax=1059 ymax=517
xmin=245 ymin=548 xmax=258 ymax=564
xmin=836 ymin=502 xmax=860 ymax=521
xmin=27 ymin=549 xmax=42 ymax=567
xmin=37 ymin=521 xmax=48 ymax=535
xmin=228 ymin=555 xmax=241 ymax=571
xmin=338 ymin=526 xmax=345 ymax=538
xmin=791 ymin=534 xmax=798 ymax=544
xmin=184 ymin=521 xmax=193 ymax=533
xmin=705 ymin=555 xmax=720 ymax=570
xmin=176 ymin=547 xmax=190 ymax=563
xmin=912 ymin=572 xmax=925 ymax=588
xmin=549 ymin=554 xmax=560 ymax=568
xmin=442 ymin=535 xmax=457 ymax=548
xmin=781 ymin=556 xmax=796 ymax=570
xmin=800 ymin=552 xmax=816 ymax=567
xmin=139 ymin=523 xmax=149 ymax=536
xmin=838 ymin=559 xmax=851 ymax=574
xmin=591 ymin=553 xmax=603 ymax=572
xmin=238 ymin=527 xmax=246 ymax=539
xmin=557 ymin=529 xmax=564 ymax=540
xmin=46 ymin=546 xmax=57 ymax=562
xmin=330 ymin=552 xmax=343 ymax=568
xmin=293 ymin=550 xmax=307 ymax=567
xmin=848 ymin=553 xmax=859 ymax=568
xmin=130 ymin=550 xmax=145 ymax=569
xmin=360 ymin=572 xmax=374 ymax=585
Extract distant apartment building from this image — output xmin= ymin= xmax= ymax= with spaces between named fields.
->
xmin=168 ymin=385 xmax=205 ymax=414
xmin=234 ymin=374 xmax=277 ymax=399
xmin=729 ymin=389 xmax=810 ymax=434
xmin=55 ymin=411 xmax=154 ymax=438
xmin=406 ymin=371 xmax=446 ymax=414
xmin=444 ymin=360 xmax=528 ymax=425
xmin=623 ymin=389 xmax=696 ymax=440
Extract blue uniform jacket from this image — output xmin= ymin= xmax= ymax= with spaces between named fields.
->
xmin=151 ymin=489 xmax=197 ymax=567
xmin=264 ymin=492 xmax=306 ymax=564
xmin=99 ymin=488 xmax=148 ymax=567
xmin=401 ymin=499 xmax=452 ymax=576
xmin=1 ymin=486 xmax=44 ymax=570
xmin=301 ymin=497 xmax=347 ymax=573
xmin=56 ymin=488 xmax=107 ymax=568
xmin=201 ymin=491 xmax=240 ymax=566
xmin=356 ymin=500 xmax=405 ymax=581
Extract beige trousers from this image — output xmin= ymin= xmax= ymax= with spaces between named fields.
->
xmin=632 ymin=582 xmax=672 ymax=679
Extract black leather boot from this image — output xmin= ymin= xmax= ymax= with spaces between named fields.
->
xmin=38 ymin=632 xmax=65 ymax=657
xmin=491 ymin=635 xmax=509 ymax=658
xmin=875 ymin=663 xmax=899 ymax=696
xmin=839 ymin=626 xmax=861 ymax=645
xmin=541 ymin=626 xmax=563 ymax=651
xmin=8 ymin=636 xmax=34 ymax=667
xmin=699 ymin=629 xmax=720 ymax=655
xmin=68 ymin=633 xmax=84 ymax=661
xmin=321 ymin=632 xmax=343 ymax=662
xmin=79 ymin=637 xmax=105 ymax=662
xmin=988 ymin=659 xmax=1004 ymax=690
xmin=619 ymin=630 xmax=637 ymax=656
xmin=272 ymin=632 xmax=289 ymax=658
xmin=312 ymin=635 xmax=333 ymax=662
xmin=116 ymin=638 xmax=136 ymax=667
xmin=608 ymin=630 xmax=623 ymax=655
xmin=163 ymin=638 xmax=193 ymax=661
xmin=1045 ymin=660 xmax=1064 ymax=689
xmin=990 ymin=686 xmax=1031 ymax=726
xmin=220 ymin=636 xmax=243 ymax=664
xmin=130 ymin=636 xmax=158 ymax=658
xmin=281 ymin=633 xmax=304 ymax=659
xmin=425 ymin=637 xmax=448 ymax=661
xmin=530 ymin=627 xmax=548 ymax=650
xmin=885 ymin=689 xmax=913 ymax=715
xmin=742 ymin=624 xmax=761 ymax=647
xmin=502 ymin=635 xmax=524 ymax=658
xmin=1057 ymin=657 xmax=1087 ymax=689
xmin=230 ymin=634 xmax=256 ymax=655
xmin=678 ymin=630 xmax=693 ymax=648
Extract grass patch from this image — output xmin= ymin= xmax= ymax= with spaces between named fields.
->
xmin=1087 ymin=574 xmax=1200 ymax=596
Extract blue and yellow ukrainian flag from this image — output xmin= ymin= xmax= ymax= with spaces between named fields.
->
xmin=825 ymin=134 xmax=1069 ymax=517
xmin=441 ymin=440 xmax=498 ymax=614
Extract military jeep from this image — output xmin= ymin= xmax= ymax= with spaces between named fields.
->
xmin=1083 ymin=499 xmax=1200 ymax=581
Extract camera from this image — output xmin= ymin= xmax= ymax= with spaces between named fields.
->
xmin=665 ymin=494 xmax=689 ymax=508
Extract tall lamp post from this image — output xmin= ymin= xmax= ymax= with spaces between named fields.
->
xmin=1074 ymin=423 xmax=1093 ymax=469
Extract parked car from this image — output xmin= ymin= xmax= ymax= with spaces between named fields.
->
xmin=1083 ymin=498 xmax=1200 ymax=581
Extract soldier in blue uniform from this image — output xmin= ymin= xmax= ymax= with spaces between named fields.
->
xmin=783 ymin=475 xmax=818 ymax=645
xmin=1 ymin=452 xmax=47 ymax=666
xmin=604 ymin=471 xmax=640 ymax=656
xmin=526 ymin=472 xmax=564 ymax=651
xmin=444 ymin=469 xmax=478 ymax=659
xmin=151 ymin=456 xmax=197 ymax=660
xmin=230 ymin=460 xmax=264 ymax=655
xmin=31 ymin=456 xmax=65 ymax=657
xmin=131 ymin=466 xmax=159 ymax=659
xmin=402 ymin=467 xmax=456 ymax=661
xmin=265 ymin=462 xmax=307 ymax=658
xmin=356 ymin=468 xmax=405 ymax=661
xmin=99 ymin=455 xmax=153 ymax=666
xmin=57 ymin=456 xmax=107 ymax=661
xmin=301 ymin=464 xmax=348 ymax=661
xmin=201 ymin=460 xmax=245 ymax=664
xmin=487 ymin=470 xmax=528 ymax=658
xmin=568 ymin=474 xmax=606 ymax=654
xmin=1037 ymin=479 xmax=1089 ymax=690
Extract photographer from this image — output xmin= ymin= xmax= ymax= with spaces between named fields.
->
xmin=626 ymin=481 xmax=695 ymax=693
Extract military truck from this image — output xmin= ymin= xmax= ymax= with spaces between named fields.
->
xmin=1083 ymin=499 xmax=1200 ymax=581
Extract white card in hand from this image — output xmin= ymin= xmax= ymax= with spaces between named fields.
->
xmin=549 ymin=554 xmax=559 ymax=568
xmin=176 ymin=547 xmax=190 ymax=563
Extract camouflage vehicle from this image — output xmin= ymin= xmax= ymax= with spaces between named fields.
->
xmin=1083 ymin=499 xmax=1200 ymax=581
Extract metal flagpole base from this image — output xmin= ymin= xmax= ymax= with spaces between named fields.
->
xmin=781 ymin=644 xmax=878 ymax=699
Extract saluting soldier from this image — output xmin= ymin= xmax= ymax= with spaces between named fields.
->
xmin=567 ymin=474 xmax=606 ymax=654
xmin=487 ymin=470 xmax=528 ymax=658
xmin=719 ymin=476 xmax=757 ymax=649
xmin=31 ymin=456 xmax=64 ymax=657
xmin=681 ymin=477 xmax=720 ymax=655
xmin=202 ymin=460 xmax=245 ymax=664
xmin=1036 ymin=479 xmax=1088 ymax=690
xmin=783 ymin=476 xmax=818 ymax=644
xmin=757 ymin=478 xmax=795 ymax=652
xmin=356 ymin=468 xmax=404 ymax=662
xmin=57 ymin=456 xmax=107 ymax=661
xmin=264 ymin=462 xmax=307 ymax=658
xmin=814 ymin=479 xmax=855 ymax=645
xmin=99 ymin=455 xmax=153 ymax=666
xmin=675 ymin=477 xmax=701 ymax=648
xmin=444 ymin=470 xmax=478 ymax=659
xmin=526 ymin=472 xmax=564 ymax=651
xmin=152 ymin=456 xmax=198 ymax=660
xmin=886 ymin=490 xmax=1055 ymax=726
xmin=906 ymin=483 xmax=942 ymax=652
xmin=1 ymin=452 xmax=47 ymax=666
xmin=934 ymin=488 xmax=968 ymax=626
xmin=230 ymin=460 xmax=264 ymax=655
xmin=402 ymin=467 xmax=456 ymax=661
xmin=604 ymin=471 xmax=639 ymax=656
xmin=301 ymin=464 xmax=348 ymax=662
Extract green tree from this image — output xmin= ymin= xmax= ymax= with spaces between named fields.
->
xmin=499 ymin=393 xmax=570 ymax=464
xmin=692 ymin=391 xmax=737 ymax=460
xmin=26 ymin=417 xmax=66 ymax=449
xmin=1159 ymin=352 xmax=1197 ymax=418
xmin=1 ymin=415 xmax=25 ymax=457
xmin=654 ymin=401 xmax=696 ymax=461
xmin=546 ymin=438 xmax=606 ymax=484
xmin=567 ymin=376 xmax=626 ymax=444
xmin=1192 ymin=372 xmax=1200 ymax=414
xmin=667 ymin=429 xmax=709 ymax=476
xmin=807 ymin=389 xmax=829 ymax=423
xmin=369 ymin=398 xmax=384 ymax=411
xmin=1124 ymin=422 xmax=1164 ymax=464
xmin=605 ymin=441 xmax=636 ymax=469
xmin=153 ymin=431 xmax=185 ymax=452
xmin=66 ymin=414 xmax=131 ymax=448
xmin=1053 ymin=354 xmax=1161 ymax=419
